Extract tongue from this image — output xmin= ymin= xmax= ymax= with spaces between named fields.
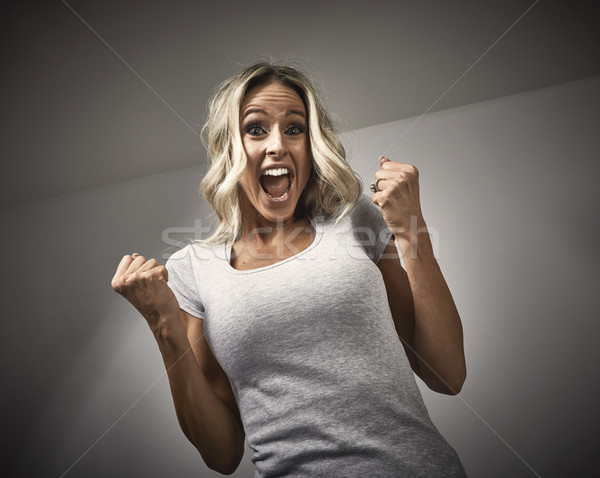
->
xmin=262 ymin=175 xmax=290 ymax=198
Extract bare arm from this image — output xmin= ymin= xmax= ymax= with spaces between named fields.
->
xmin=372 ymin=157 xmax=466 ymax=395
xmin=378 ymin=237 xmax=466 ymax=395
xmin=111 ymin=254 xmax=245 ymax=474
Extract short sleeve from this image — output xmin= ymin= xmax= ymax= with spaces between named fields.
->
xmin=350 ymin=194 xmax=393 ymax=263
xmin=165 ymin=245 xmax=206 ymax=319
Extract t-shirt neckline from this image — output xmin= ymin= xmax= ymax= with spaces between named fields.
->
xmin=223 ymin=216 xmax=323 ymax=274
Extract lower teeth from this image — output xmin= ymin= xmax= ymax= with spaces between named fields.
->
xmin=266 ymin=189 xmax=289 ymax=199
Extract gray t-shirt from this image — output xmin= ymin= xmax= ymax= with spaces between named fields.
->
xmin=166 ymin=195 xmax=466 ymax=477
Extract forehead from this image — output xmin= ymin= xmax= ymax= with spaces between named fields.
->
xmin=241 ymin=81 xmax=305 ymax=114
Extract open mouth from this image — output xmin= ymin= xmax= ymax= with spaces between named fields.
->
xmin=260 ymin=167 xmax=291 ymax=200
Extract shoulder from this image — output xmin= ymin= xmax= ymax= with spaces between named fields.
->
xmin=352 ymin=193 xmax=379 ymax=214
xmin=347 ymin=194 xmax=392 ymax=263
xmin=166 ymin=242 xmax=224 ymax=271
xmin=164 ymin=243 xmax=210 ymax=318
xmin=318 ymin=194 xmax=385 ymax=232
xmin=165 ymin=244 xmax=194 ymax=280
xmin=349 ymin=194 xmax=386 ymax=228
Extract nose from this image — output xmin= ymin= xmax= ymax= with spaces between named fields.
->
xmin=266 ymin=129 xmax=286 ymax=157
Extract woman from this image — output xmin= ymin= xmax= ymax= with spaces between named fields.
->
xmin=111 ymin=63 xmax=467 ymax=477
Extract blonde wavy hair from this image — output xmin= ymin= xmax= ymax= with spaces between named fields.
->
xmin=200 ymin=62 xmax=362 ymax=244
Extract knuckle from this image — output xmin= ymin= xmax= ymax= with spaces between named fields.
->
xmin=140 ymin=271 xmax=153 ymax=281
xmin=122 ymin=273 xmax=138 ymax=286
xmin=379 ymin=191 xmax=391 ymax=206
xmin=146 ymin=270 xmax=162 ymax=282
xmin=388 ymin=179 xmax=401 ymax=190
xmin=111 ymin=277 xmax=127 ymax=293
xmin=147 ymin=269 xmax=160 ymax=280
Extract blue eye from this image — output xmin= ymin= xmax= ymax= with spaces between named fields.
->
xmin=286 ymin=125 xmax=306 ymax=135
xmin=245 ymin=123 xmax=266 ymax=136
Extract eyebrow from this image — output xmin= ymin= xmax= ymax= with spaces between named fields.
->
xmin=242 ymin=107 xmax=306 ymax=119
xmin=288 ymin=109 xmax=306 ymax=118
xmin=242 ymin=108 xmax=267 ymax=118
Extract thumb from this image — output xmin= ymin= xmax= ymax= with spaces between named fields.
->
xmin=159 ymin=265 xmax=169 ymax=282
xmin=379 ymin=155 xmax=391 ymax=166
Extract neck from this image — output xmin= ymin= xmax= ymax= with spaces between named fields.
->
xmin=240 ymin=212 xmax=310 ymax=247
xmin=231 ymin=209 xmax=314 ymax=270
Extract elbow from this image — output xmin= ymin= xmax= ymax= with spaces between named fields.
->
xmin=205 ymin=455 xmax=241 ymax=476
xmin=442 ymin=379 xmax=464 ymax=396
xmin=429 ymin=379 xmax=463 ymax=396
xmin=202 ymin=438 xmax=245 ymax=475
xmin=208 ymin=462 xmax=238 ymax=476
xmin=181 ymin=420 xmax=245 ymax=475
xmin=438 ymin=368 xmax=467 ymax=396
xmin=425 ymin=365 xmax=466 ymax=396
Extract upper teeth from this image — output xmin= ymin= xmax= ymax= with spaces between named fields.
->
xmin=262 ymin=168 xmax=289 ymax=177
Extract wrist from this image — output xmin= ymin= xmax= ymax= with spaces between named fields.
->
xmin=149 ymin=312 xmax=186 ymax=343
xmin=394 ymin=218 xmax=434 ymax=261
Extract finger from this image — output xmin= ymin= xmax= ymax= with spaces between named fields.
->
xmin=370 ymin=190 xmax=385 ymax=208
xmin=155 ymin=265 xmax=169 ymax=282
xmin=137 ymin=258 xmax=159 ymax=273
xmin=139 ymin=265 xmax=169 ymax=283
xmin=381 ymin=162 xmax=419 ymax=181
xmin=380 ymin=160 xmax=411 ymax=171
xmin=374 ymin=169 xmax=401 ymax=180
xmin=368 ymin=177 xmax=385 ymax=193
xmin=125 ymin=254 xmax=148 ymax=274
xmin=379 ymin=155 xmax=391 ymax=166
xmin=371 ymin=179 xmax=397 ymax=200
xmin=114 ymin=254 xmax=135 ymax=279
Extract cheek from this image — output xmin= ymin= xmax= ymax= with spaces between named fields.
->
xmin=242 ymin=143 xmax=261 ymax=172
xmin=293 ymin=140 xmax=310 ymax=163
xmin=299 ymin=146 xmax=312 ymax=179
xmin=242 ymin=140 xmax=255 ymax=160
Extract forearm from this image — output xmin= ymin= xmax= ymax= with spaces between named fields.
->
xmin=397 ymin=224 xmax=466 ymax=394
xmin=152 ymin=318 xmax=245 ymax=474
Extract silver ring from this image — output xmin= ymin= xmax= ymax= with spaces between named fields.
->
xmin=370 ymin=178 xmax=384 ymax=193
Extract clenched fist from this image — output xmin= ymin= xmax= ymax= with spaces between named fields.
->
xmin=371 ymin=156 xmax=426 ymax=239
xmin=111 ymin=253 xmax=181 ymax=331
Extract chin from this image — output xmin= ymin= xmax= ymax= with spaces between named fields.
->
xmin=257 ymin=194 xmax=298 ymax=223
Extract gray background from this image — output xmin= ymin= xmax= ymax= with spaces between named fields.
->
xmin=2 ymin=1 xmax=599 ymax=477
